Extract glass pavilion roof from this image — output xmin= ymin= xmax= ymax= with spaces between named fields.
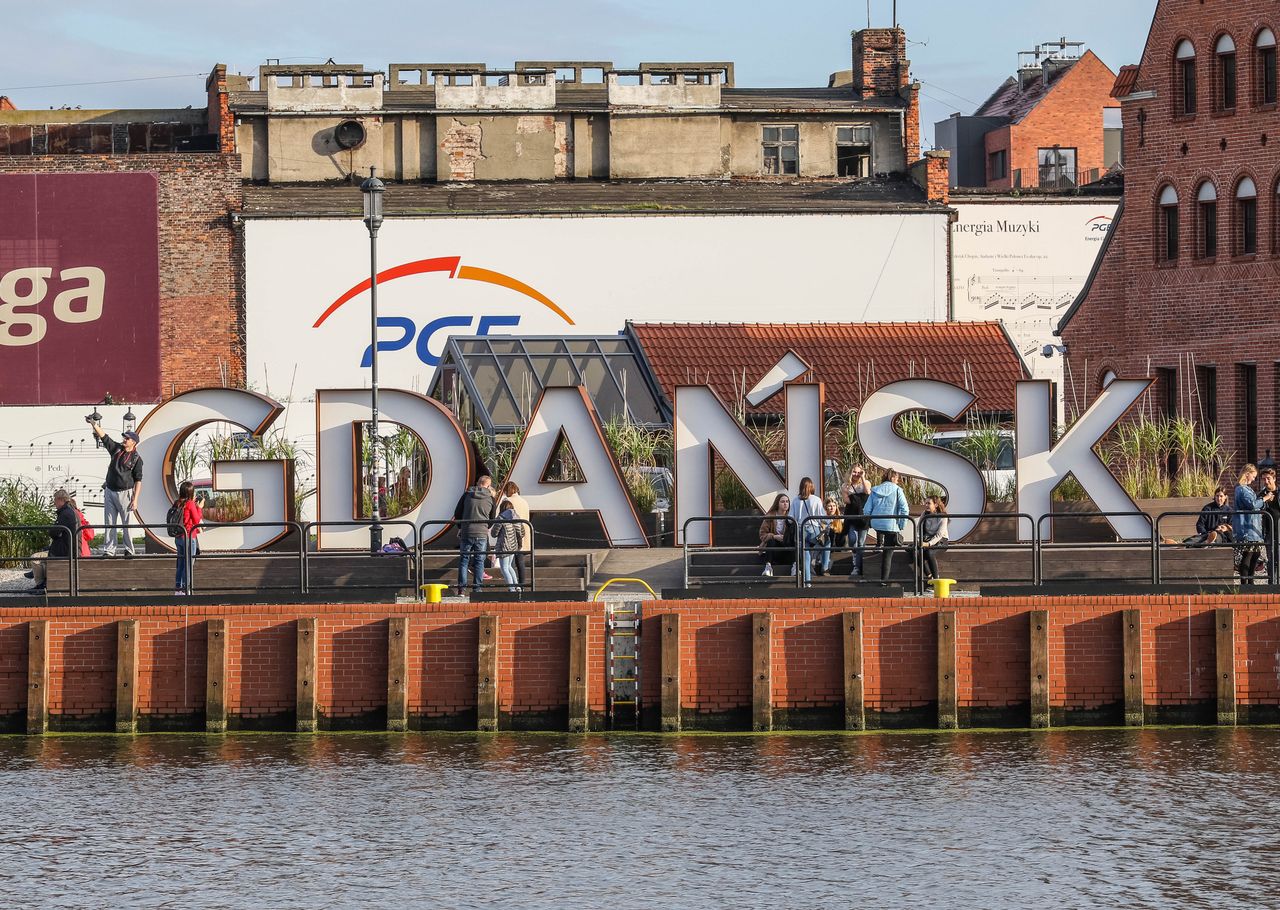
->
xmin=432 ymin=335 xmax=669 ymax=436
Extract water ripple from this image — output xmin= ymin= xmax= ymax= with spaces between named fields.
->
xmin=0 ymin=729 xmax=1277 ymax=909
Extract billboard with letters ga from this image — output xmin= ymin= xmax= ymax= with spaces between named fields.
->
xmin=0 ymin=172 xmax=161 ymax=404
xmin=243 ymin=213 xmax=950 ymax=399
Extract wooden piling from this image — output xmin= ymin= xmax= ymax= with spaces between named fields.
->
xmin=26 ymin=620 xmax=48 ymax=736
xmin=477 ymin=615 xmax=499 ymax=732
xmin=1215 ymin=608 xmax=1236 ymax=726
xmin=937 ymin=610 xmax=958 ymax=730
xmin=296 ymin=617 xmax=317 ymax=733
xmin=205 ymin=619 xmax=227 ymax=734
xmin=387 ymin=617 xmax=408 ymax=732
xmin=752 ymin=612 xmax=772 ymax=732
xmin=1122 ymin=608 xmax=1143 ymax=726
xmin=842 ymin=611 xmax=865 ymax=731
xmin=660 ymin=613 xmax=681 ymax=732
xmin=115 ymin=619 xmax=138 ymax=734
xmin=567 ymin=614 xmax=589 ymax=733
xmin=1029 ymin=610 xmax=1050 ymax=729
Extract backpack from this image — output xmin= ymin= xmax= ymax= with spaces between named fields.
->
xmin=166 ymin=502 xmax=184 ymax=538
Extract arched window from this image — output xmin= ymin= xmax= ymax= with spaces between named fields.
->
xmin=1159 ymin=185 xmax=1180 ymax=262
xmin=1236 ymin=177 xmax=1258 ymax=255
xmin=1176 ymin=40 xmax=1198 ymax=115
xmin=1196 ymin=181 xmax=1218 ymax=259
xmin=1216 ymin=34 xmax=1237 ymax=110
xmin=1257 ymin=29 xmax=1277 ymax=105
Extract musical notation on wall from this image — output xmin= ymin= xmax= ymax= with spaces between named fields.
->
xmin=964 ymin=273 xmax=1085 ymax=314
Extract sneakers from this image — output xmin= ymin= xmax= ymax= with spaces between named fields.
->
xmin=762 ymin=563 xmax=774 ymax=577
xmin=101 ymin=549 xmax=117 ymax=558
xmin=122 ymin=551 xmax=135 ymax=559
xmin=23 ymin=571 xmax=33 ymax=579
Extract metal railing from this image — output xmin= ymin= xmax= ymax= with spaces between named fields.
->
xmin=799 ymin=514 xmax=922 ymax=593
xmin=0 ymin=524 xmax=77 ymax=594
xmin=1154 ymin=510 xmax=1277 ymax=586
xmin=1034 ymin=511 xmax=1155 ymax=586
xmin=682 ymin=515 xmax=798 ymax=588
xmin=303 ymin=520 xmax=421 ymax=595
xmin=418 ymin=518 xmax=538 ymax=592
xmin=190 ymin=520 xmax=308 ymax=596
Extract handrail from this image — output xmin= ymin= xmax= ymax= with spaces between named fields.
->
xmin=304 ymin=520 xmax=423 ymax=595
xmin=800 ymin=513 xmax=921 ymax=593
xmin=1036 ymin=511 xmax=1155 ymax=585
xmin=0 ymin=524 xmax=78 ymax=596
xmin=910 ymin=512 xmax=1039 ymax=588
xmin=418 ymin=518 xmax=538 ymax=593
xmin=681 ymin=515 xmax=798 ymax=588
xmin=1153 ymin=509 xmax=1277 ymax=586
xmin=192 ymin=520 xmax=307 ymax=595
xmin=76 ymin=521 xmax=195 ymax=596
xmin=593 ymin=577 xmax=658 ymax=601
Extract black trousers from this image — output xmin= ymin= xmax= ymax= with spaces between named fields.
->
xmin=913 ymin=541 xmax=947 ymax=579
xmin=878 ymin=531 xmax=901 ymax=582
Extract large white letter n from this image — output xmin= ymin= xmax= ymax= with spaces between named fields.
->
xmin=1016 ymin=378 xmax=1152 ymax=542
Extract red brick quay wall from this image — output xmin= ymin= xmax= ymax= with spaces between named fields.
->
xmin=1 ymin=596 xmax=1277 ymax=733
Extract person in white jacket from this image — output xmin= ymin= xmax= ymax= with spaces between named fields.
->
xmin=789 ymin=476 xmax=825 ymax=585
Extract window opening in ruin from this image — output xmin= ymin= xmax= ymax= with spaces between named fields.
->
xmin=1037 ymin=146 xmax=1076 ymax=189
xmin=836 ymin=125 xmax=872 ymax=178
xmin=987 ymin=149 xmax=1008 ymax=181
xmin=1176 ymin=40 xmax=1197 ymax=115
xmin=762 ymin=125 xmax=799 ymax=176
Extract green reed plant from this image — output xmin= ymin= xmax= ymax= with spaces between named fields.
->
xmin=0 ymin=479 xmax=53 ymax=566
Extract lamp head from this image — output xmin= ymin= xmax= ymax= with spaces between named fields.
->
xmin=360 ymin=167 xmax=385 ymax=233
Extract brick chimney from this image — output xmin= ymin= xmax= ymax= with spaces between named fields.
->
xmin=205 ymin=64 xmax=235 ymax=154
xmin=0 ymin=96 xmax=16 ymax=111
xmin=851 ymin=28 xmax=910 ymax=98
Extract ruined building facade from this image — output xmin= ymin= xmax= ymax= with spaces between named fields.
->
xmin=220 ymin=29 xmax=920 ymax=183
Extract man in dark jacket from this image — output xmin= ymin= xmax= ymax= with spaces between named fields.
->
xmin=90 ymin=424 xmax=144 ymax=557
xmin=1186 ymin=487 xmax=1233 ymax=546
xmin=453 ymin=475 xmax=496 ymax=593
xmin=29 ymin=489 xmax=80 ymax=592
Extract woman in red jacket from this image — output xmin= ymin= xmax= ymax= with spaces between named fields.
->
xmin=174 ymin=481 xmax=203 ymax=595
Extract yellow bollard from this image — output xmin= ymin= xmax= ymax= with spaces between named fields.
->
xmin=420 ymin=583 xmax=449 ymax=603
xmin=930 ymin=578 xmax=957 ymax=599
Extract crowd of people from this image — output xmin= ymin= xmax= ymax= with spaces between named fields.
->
xmin=758 ymin=466 xmax=952 ymax=586
xmin=20 ymin=426 xmax=1280 ymax=596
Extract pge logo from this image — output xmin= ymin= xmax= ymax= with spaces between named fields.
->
xmin=1085 ymin=215 xmax=1113 ymax=239
xmin=314 ymin=256 xmax=574 ymax=366
xmin=0 ymin=267 xmax=105 ymax=347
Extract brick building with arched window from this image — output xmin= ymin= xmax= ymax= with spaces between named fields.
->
xmin=1058 ymin=0 xmax=1280 ymax=468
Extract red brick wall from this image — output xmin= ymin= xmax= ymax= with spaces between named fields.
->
xmin=205 ymin=65 xmax=235 ymax=155
xmin=5 ymin=595 xmax=1275 ymax=731
xmin=0 ymin=155 xmax=244 ymax=397
xmin=1061 ymin=1 xmax=1280 ymax=468
xmin=1007 ymin=51 xmax=1117 ymax=187
xmin=852 ymin=28 xmax=909 ymax=98
xmin=904 ymin=83 xmax=921 ymax=162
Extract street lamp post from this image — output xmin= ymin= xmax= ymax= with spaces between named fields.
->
xmin=361 ymin=168 xmax=386 ymax=553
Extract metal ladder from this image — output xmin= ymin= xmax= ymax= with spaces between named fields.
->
xmin=605 ymin=601 xmax=642 ymax=729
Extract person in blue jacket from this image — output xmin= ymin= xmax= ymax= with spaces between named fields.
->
xmin=1232 ymin=464 xmax=1271 ymax=585
xmin=864 ymin=469 xmax=910 ymax=583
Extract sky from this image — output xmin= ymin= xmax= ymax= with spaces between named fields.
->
xmin=0 ymin=0 xmax=1157 ymax=149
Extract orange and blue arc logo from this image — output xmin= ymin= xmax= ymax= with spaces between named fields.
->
xmin=313 ymin=256 xmax=575 ymax=328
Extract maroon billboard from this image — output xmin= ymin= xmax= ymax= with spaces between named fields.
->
xmin=0 ymin=172 xmax=160 ymax=404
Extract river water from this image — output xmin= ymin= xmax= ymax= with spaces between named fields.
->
xmin=1 ymin=729 xmax=1277 ymax=909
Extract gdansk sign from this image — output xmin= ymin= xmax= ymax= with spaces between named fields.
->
xmin=133 ymin=375 xmax=1153 ymax=551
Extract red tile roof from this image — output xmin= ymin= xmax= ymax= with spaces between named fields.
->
xmin=628 ymin=322 xmax=1029 ymax=415
xmin=1111 ymin=65 xmax=1140 ymax=98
